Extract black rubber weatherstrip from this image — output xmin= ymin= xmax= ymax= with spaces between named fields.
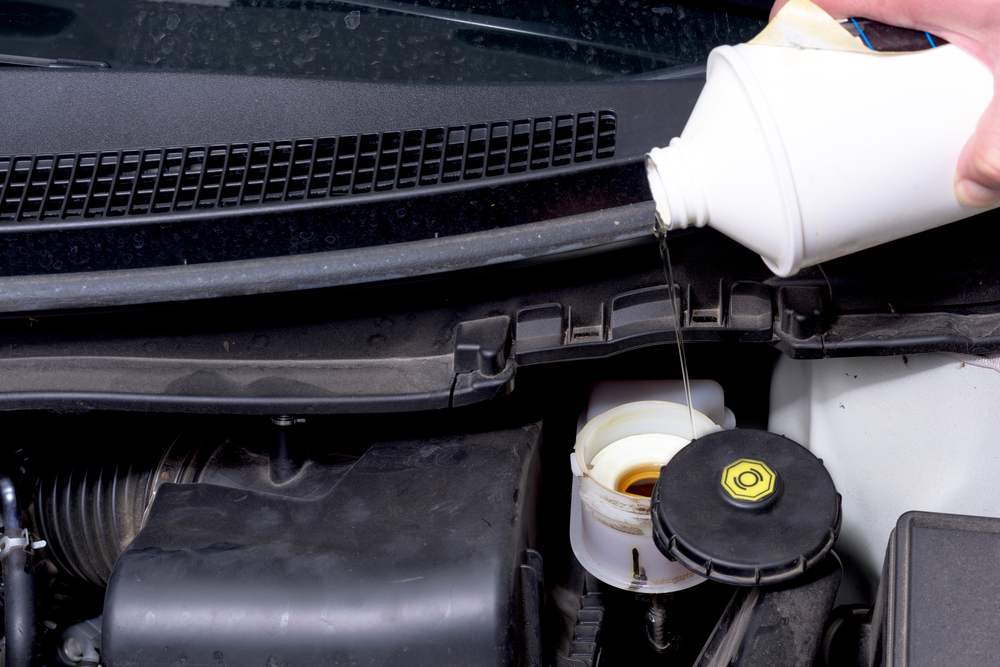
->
xmin=0 ymin=201 xmax=656 ymax=313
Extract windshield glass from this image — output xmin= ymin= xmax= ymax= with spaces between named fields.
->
xmin=1 ymin=1 xmax=766 ymax=81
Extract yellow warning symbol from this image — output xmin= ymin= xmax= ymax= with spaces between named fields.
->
xmin=721 ymin=459 xmax=776 ymax=501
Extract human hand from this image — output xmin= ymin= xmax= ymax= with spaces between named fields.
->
xmin=770 ymin=0 xmax=1000 ymax=208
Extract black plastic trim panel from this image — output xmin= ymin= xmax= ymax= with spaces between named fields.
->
xmin=0 ymin=201 xmax=655 ymax=312
xmin=0 ymin=71 xmax=704 ymax=278
xmin=3 ymin=208 xmax=1000 ymax=413
xmin=0 ymin=71 xmax=694 ymax=160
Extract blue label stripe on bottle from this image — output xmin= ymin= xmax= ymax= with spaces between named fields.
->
xmin=850 ymin=18 xmax=875 ymax=50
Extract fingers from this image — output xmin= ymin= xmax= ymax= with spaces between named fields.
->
xmin=769 ymin=0 xmax=791 ymax=19
xmin=956 ymin=89 xmax=1000 ymax=208
xmin=770 ymin=0 xmax=876 ymax=21
xmin=770 ymin=0 xmax=926 ymax=28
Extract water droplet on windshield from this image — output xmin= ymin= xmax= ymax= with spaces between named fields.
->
xmin=166 ymin=14 xmax=180 ymax=30
xmin=345 ymin=10 xmax=361 ymax=30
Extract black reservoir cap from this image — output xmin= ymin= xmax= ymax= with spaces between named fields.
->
xmin=650 ymin=429 xmax=841 ymax=586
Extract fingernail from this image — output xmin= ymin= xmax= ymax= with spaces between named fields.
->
xmin=956 ymin=178 xmax=1000 ymax=208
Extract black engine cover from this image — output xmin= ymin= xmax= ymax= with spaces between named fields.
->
xmin=102 ymin=424 xmax=541 ymax=667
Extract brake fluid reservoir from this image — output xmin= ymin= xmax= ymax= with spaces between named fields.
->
xmin=569 ymin=380 xmax=735 ymax=592
xmin=645 ymin=0 xmax=997 ymax=277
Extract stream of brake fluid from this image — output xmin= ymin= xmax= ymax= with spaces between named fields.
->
xmin=655 ymin=212 xmax=698 ymax=440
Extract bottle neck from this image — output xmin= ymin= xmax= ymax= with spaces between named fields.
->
xmin=646 ymin=138 xmax=709 ymax=231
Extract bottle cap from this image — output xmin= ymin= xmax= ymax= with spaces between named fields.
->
xmin=651 ymin=429 xmax=841 ymax=586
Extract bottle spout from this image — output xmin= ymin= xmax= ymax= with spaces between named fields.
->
xmin=647 ymin=156 xmax=674 ymax=235
xmin=646 ymin=141 xmax=709 ymax=232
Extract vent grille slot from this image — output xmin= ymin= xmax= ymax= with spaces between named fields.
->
xmin=0 ymin=110 xmax=616 ymax=222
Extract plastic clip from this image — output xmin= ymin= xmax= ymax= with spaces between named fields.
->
xmin=0 ymin=528 xmax=46 ymax=560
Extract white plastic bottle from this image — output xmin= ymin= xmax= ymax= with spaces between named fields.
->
xmin=646 ymin=0 xmax=998 ymax=277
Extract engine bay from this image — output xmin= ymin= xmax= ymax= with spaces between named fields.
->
xmin=3 ymin=330 xmax=997 ymax=667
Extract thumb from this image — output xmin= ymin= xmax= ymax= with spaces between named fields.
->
xmin=956 ymin=88 xmax=1000 ymax=208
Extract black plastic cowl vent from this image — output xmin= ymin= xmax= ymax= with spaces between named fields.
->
xmin=0 ymin=111 xmax=617 ymax=222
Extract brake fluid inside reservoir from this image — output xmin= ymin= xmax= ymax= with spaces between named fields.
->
xmin=588 ymin=433 xmax=689 ymax=498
